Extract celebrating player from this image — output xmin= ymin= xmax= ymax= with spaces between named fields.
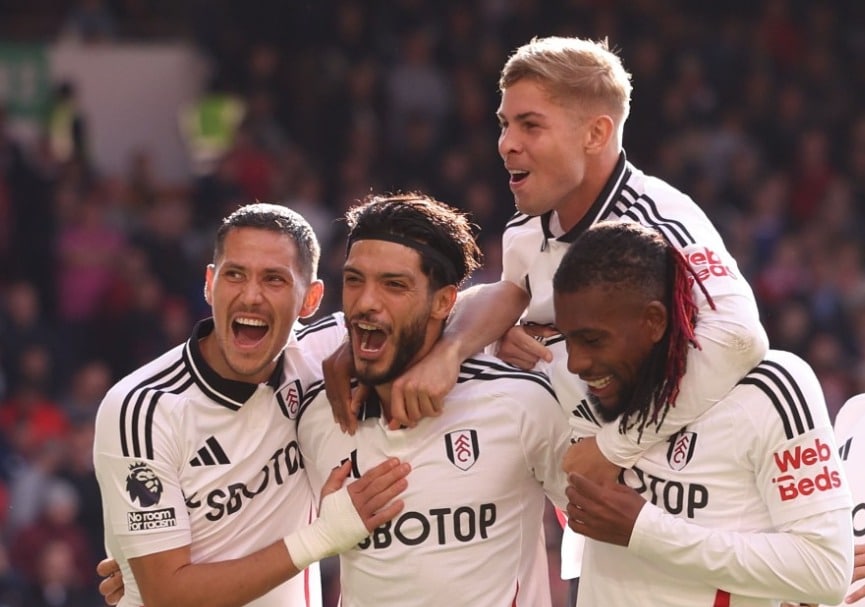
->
xmin=298 ymin=193 xmax=573 ymax=606
xmin=554 ymin=221 xmax=852 ymax=606
xmin=93 ymin=203 xmax=409 ymax=607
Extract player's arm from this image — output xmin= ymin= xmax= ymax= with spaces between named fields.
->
xmin=111 ymin=459 xmax=409 ymax=607
xmin=586 ymin=236 xmax=769 ymax=475
xmin=382 ymin=280 xmax=530 ymax=429
xmin=566 ymin=473 xmax=852 ymax=606
xmin=628 ymin=504 xmax=852 ymax=605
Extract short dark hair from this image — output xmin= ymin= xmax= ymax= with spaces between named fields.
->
xmin=344 ymin=193 xmax=482 ymax=290
xmin=214 ymin=203 xmax=320 ymax=283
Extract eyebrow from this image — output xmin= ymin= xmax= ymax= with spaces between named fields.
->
xmin=496 ymin=110 xmax=545 ymax=122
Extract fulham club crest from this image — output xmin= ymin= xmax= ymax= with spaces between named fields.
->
xmin=445 ymin=429 xmax=479 ymax=471
xmin=277 ymin=379 xmax=303 ymax=419
xmin=666 ymin=430 xmax=697 ymax=471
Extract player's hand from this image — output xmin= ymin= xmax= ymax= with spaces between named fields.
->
xmin=323 ymin=458 xmax=410 ymax=532
xmin=96 ymin=557 xmax=124 ymax=605
xmin=565 ymin=472 xmax=645 ymax=547
xmin=388 ymin=340 xmax=460 ymax=430
xmin=495 ymin=324 xmax=554 ymax=370
xmin=562 ymin=436 xmax=621 ymax=485
xmin=845 ymin=542 xmax=865 ymax=603
xmin=323 ymin=340 xmax=369 ymax=435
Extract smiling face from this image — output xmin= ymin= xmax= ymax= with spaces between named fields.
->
xmin=553 ymin=283 xmax=666 ymax=422
xmin=202 ymin=227 xmax=323 ymax=384
xmin=343 ymin=240 xmax=454 ymax=387
xmin=497 ymin=79 xmax=599 ymax=226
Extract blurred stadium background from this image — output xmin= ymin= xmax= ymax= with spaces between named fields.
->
xmin=0 ymin=1 xmax=864 ymax=605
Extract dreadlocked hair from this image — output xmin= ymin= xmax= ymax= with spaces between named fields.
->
xmin=552 ymin=221 xmax=715 ymax=438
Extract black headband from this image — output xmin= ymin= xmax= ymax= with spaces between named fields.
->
xmin=346 ymin=231 xmax=459 ymax=286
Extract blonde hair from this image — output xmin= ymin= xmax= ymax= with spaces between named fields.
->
xmin=499 ymin=36 xmax=632 ymax=127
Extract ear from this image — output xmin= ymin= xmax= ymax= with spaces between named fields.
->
xmin=584 ymin=114 xmax=614 ymax=155
xmin=643 ymin=300 xmax=668 ymax=344
xmin=298 ymin=279 xmax=325 ymax=319
xmin=203 ymin=264 xmax=215 ymax=306
xmin=430 ymin=284 xmax=458 ymax=321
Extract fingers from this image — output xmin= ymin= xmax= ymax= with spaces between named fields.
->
xmin=390 ymin=377 xmax=445 ymax=430
xmin=96 ymin=557 xmax=120 ymax=577
xmin=98 ymin=569 xmax=125 ymax=605
xmin=321 ymin=460 xmax=353 ymax=497
xmin=496 ymin=326 xmax=552 ymax=369
xmin=345 ymin=384 xmax=369 ymax=436
xmin=348 ymin=458 xmax=411 ymax=531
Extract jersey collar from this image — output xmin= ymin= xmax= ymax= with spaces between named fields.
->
xmin=185 ymin=318 xmax=285 ymax=410
xmin=541 ymin=150 xmax=630 ymax=243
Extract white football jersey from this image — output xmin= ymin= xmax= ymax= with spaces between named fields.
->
xmin=94 ymin=314 xmax=345 ymax=607
xmin=826 ymin=393 xmax=865 ymax=607
xmin=502 ymin=153 xmax=769 ymax=579
xmin=570 ymin=351 xmax=853 ymax=606
xmin=297 ymin=353 xmax=571 ymax=607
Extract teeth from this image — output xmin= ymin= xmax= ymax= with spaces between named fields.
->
xmin=584 ymin=376 xmax=612 ymax=390
xmin=357 ymin=322 xmax=379 ymax=331
xmin=236 ymin=317 xmax=266 ymax=327
xmin=510 ymin=170 xmax=528 ymax=177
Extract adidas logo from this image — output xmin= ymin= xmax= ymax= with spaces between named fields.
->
xmin=190 ymin=436 xmax=231 ymax=467
xmin=839 ymin=437 xmax=852 ymax=462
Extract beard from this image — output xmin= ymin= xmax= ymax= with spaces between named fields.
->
xmin=589 ymin=344 xmax=666 ymax=427
xmin=354 ymin=311 xmax=428 ymax=386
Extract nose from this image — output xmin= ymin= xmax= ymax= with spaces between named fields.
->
xmin=240 ymin=280 xmax=264 ymax=305
xmin=498 ymin=126 xmax=519 ymax=158
xmin=566 ymin=346 xmax=592 ymax=377
xmin=353 ymin=282 xmax=381 ymax=314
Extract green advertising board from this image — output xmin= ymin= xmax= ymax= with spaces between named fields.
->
xmin=0 ymin=43 xmax=50 ymax=121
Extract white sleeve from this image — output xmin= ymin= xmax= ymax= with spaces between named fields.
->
xmin=596 ymin=231 xmax=769 ymax=467
xmin=510 ymin=377 xmax=572 ymax=511
xmin=93 ymin=388 xmax=192 ymax=559
xmin=628 ymin=505 xmax=853 ymax=605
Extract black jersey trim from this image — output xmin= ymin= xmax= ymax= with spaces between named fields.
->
xmin=739 ymin=360 xmax=814 ymax=440
xmin=296 ymin=314 xmax=341 ymax=341
xmin=296 ymin=379 xmax=327 ymax=423
xmin=619 ymin=188 xmax=695 ymax=249
xmin=504 ymin=212 xmax=534 ymax=231
xmin=119 ymin=358 xmax=194 ymax=459
xmin=458 ymin=357 xmax=558 ymax=401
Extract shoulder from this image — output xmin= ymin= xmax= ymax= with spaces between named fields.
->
xmin=457 ymin=353 xmax=557 ymax=402
xmin=295 ymin=312 xmax=345 ymax=349
xmin=502 ymin=212 xmax=541 ymax=243
xmin=730 ymin=350 xmax=828 ymax=438
xmin=834 ymin=393 xmax=865 ymax=434
xmin=99 ymin=343 xmax=189 ymax=413
xmin=618 ymin=163 xmax=719 ymax=248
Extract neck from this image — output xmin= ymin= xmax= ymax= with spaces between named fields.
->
xmin=558 ymin=147 xmax=621 ymax=232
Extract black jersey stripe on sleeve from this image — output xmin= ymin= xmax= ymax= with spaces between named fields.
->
xmin=296 ymin=379 xmax=327 ymax=422
xmin=739 ymin=361 xmax=814 ymax=440
xmin=120 ymin=358 xmax=194 ymax=459
xmin=458 ymin=357 xmax=558 ymax=401
xmin=619 ymin=188 xmax=695 ymax=249
xmin=504 ymin=212 xmax=533 ymax=231
xmin=296 ymin=314 xmax=340 ymax=340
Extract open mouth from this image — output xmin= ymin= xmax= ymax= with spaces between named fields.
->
xmin=232 ymin=316 xmax=269 ymax=346
xmin=355 ymin=321 xmax=388 ymax=355
xmin=509 ymin=169 xmax=529 ymax=185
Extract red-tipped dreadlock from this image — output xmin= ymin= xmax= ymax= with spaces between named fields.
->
xmin=646 ymin=247 xmax=717 ymax=430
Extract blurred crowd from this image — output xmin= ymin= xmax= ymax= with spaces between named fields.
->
xmin=1 ymin=0 xmax=864 ymax=605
